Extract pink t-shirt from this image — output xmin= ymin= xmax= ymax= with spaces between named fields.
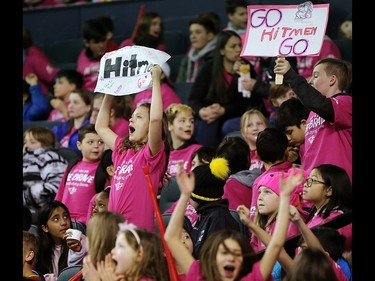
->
xmin=297 ymin=35 xmax=342 ymax=79
xmin=307 ymin=210 xmax=352 ymax=252
xmin=302 ymin=95 xmax=352 ymax=182
xmin=186 ymin=260 xmax=267 ymax=281
xmin=55 ymin=160 xmax=99 ymax=223
xmin=109 ymin=137 xmax=167 ymax=232
xmin=167 ymin=144 xmax=202 ymax=176
xmin=111 ymin=118 xmax=129 ymax=139
xmin=223 ymin=177 xmax=253 ymax=211
xmin=249 ymin=150 xmax=265 ymax=171
xmin=23 ymin=46 xmax=59 ymax=94
xmin=133 ymin=83 xmax=182 ymax=111
xmin=76 ymin=49 xmax=101 ymax=92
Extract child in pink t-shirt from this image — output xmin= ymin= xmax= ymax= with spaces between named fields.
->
xmin=55 ymin=124 xmax=106 ymax=223
xmin=274 ymin=57 xmax=352 ymax=182
xmin=165 ymin=103 xmax=201 ymax=176
xmin=303 ymin=163 xmax=352 ymax=252
xmin=238 ymin=202 xmax=349 ymax=281
xmin=165 ymin=161 xmax=303 ymax=281
xmin=250 ymin=169 xmax=305 ymax=253
xmin=77 ymin=18 xmax=118 ymax=92
xmin=240 ymin=109 xmax=269 ymax=172
xmin=95 ymin=65 xmax=171 ymax=232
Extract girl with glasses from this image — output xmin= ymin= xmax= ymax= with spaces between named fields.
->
xmin=302 ymin=164 xmax=352 ymax=254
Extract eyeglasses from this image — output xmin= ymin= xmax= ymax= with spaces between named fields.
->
xmin=304 ymin=177 xmax=327 ymax=188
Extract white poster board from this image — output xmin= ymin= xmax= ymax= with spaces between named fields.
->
xmin=241 ymin=1 xmax=329 ymax=57
xmin=94 ymin=45 xmax=170 ymax=96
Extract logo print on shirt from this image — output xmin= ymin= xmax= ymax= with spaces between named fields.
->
xmin=115 ymin=182 xmax=124 ymax=191
xmin=68 ymin=187 xmax=77 ymax=195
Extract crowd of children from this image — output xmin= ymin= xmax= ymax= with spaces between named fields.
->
xmin=23 ymin=1 xmax=352 ymax=280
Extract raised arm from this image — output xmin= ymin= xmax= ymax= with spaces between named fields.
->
xmin=274 ymin=56 xmax=334 ymax=122
xmin=289 ymin=205 xmax=325 ymax=252
xmin=258 ymin=165 xmax=304 ymax=280
xmin=164 ymin=162 xmax=195 ymax=273
xmin=237 ymin=205 xmax=294 ymax=275
xmin=148 ymin=65 xmax=164 ymax=156
xmin=95 ymin=94 xmax=118 ymax=150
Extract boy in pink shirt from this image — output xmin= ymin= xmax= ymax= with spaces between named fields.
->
xmin=55 ymin=124 xmax=106 ymax=223
xmin=165 ymin=103 xmax=201 ymax=176
xmin=275 ymin=57 xmax=352 ymax=182
xmin=77 ymin=18 xmax=118 ymax=92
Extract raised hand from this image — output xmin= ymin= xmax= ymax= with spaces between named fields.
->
xmin=97 ymin=253 xmax=124 ymax=281
xmin=236 ymin=205 xmax=252 ymax=226
xmin=151 ymin=64 xmax=162 ymax=81
xmin=82 ymin=255 xmax=101 ymax=281
xmin=289 ymin=205 xmax=302 ymax=224
xmin=274 ymin=56 xmax=291 ymax=75
xmin=279 ymin=165 xmax=304 ymax=197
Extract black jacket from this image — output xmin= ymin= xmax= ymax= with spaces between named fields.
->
xmin=192 ymin=198 xmax=240 ymax=259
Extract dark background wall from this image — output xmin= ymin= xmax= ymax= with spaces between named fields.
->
xmin=23 ymin=0 xmax=351 ymax=48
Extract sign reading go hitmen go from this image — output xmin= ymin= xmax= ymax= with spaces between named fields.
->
xmin=241 ymin=1 xmax=330 ymax=57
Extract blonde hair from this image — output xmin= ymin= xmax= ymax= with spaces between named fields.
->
xmin=240 ymin=109 xmax=269 ymax=136
xmin=165 ymin=103 xmax=194 ymax=124
xmin=86 ymin=211 xmax=125 ymax=265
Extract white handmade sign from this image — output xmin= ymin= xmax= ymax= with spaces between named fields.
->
xmin=94 ymin=45 xmax=170 ymax=96
xmin=241 ymin=1 xmax=329 ymax=57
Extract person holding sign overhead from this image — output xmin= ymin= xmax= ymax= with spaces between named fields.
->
xmin=95 ymin=65 xmax=171 ymax=231
xmin=274 ymin=57 xmax=352 ymax=182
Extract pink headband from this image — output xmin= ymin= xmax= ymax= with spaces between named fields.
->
xmin=118 ymin=222 xmax=141 ymax=247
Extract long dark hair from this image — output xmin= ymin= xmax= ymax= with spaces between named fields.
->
xmin=34 ymin=201 xmax=71 ymax=275
xmin=207 ymin=30 xmax=241 ymax=104
xmin=135 ymin=12 xmax=164 ymax=46
xmin=307 ymin=164 xmax=352 ymax=221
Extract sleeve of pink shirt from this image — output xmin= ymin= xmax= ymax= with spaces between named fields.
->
xmin=54 ymin=168 xmax=68 ymax=201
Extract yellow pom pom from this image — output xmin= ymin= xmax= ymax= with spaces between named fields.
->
xmin=210 ymin=158 xmax=230 ymax=180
